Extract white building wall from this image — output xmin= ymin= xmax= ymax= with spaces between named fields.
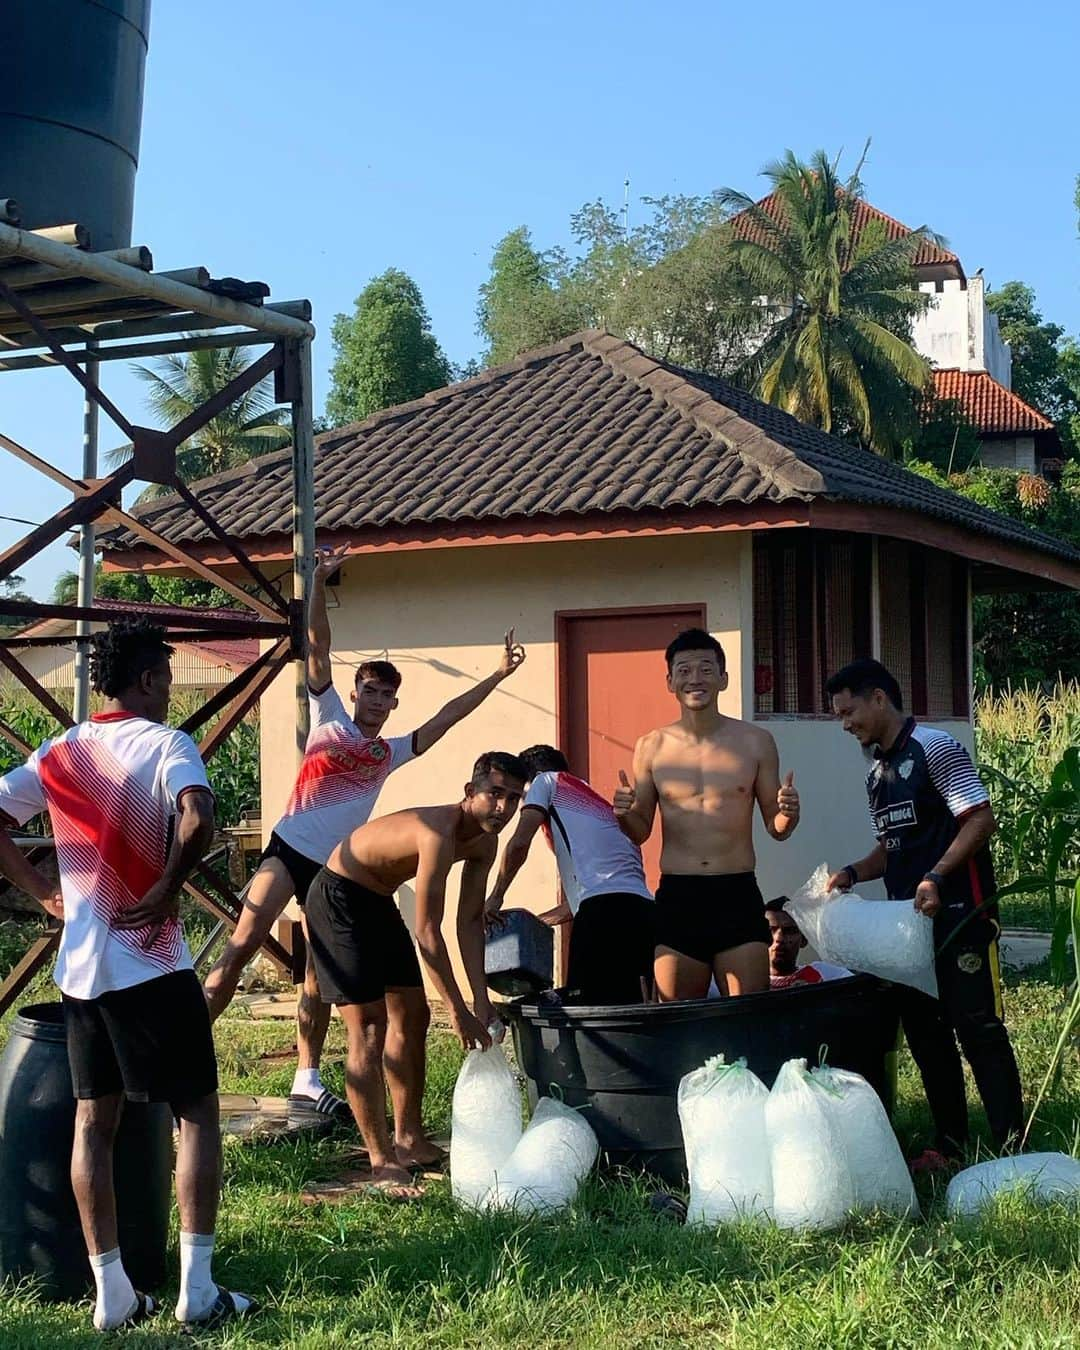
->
xmin=912 ymin=275 xmax=1011 ymax=385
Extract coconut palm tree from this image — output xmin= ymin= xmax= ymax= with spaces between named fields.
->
xmin=720 ymin=150 xmax=936 ymax=456
xmin=107 ymin=344 xmax=291 ymax=499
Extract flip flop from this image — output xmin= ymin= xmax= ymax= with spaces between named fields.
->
xmin=361 ymin=1177 xmax=425 ymax=1202
xmin=180 ymin=1288 xmax=259 ymax=1333
xmin=400 ymin=1144 xmax=448 ymax=1174
xmin=100 ymin=1291 xmax=157 ymax=1333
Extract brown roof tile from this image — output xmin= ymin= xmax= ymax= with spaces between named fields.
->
xmin=732 ymin=190 xmax=962 ymax=273
xmin=932 ymin=369 xmax=1055 ymax=435
xmin=100 ymin=332 xmax=1078 ymax=567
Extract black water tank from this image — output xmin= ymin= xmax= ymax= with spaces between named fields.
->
xmin=0 ymin=1002 xmax=172 ymax=1301
xmin=0 ymin=1 xmax=151 ymax=252
xmin=510 ymin=976 xmax=901 ymax=1184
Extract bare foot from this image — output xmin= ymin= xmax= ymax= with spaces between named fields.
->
xmin=365 ymin=1164 xmax=424 ymax=1201
xmin=395 ymin=1137 xmax=447 ymax=1170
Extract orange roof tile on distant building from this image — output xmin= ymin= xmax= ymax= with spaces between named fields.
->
xmin=932 ymin=369 xmax=1055 ymax=435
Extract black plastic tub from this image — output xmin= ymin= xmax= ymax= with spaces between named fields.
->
xmin=0 ymin=1002 xmax=173 ymax=1300
xmin=508 ymin=975 xmax=899 ymax=1184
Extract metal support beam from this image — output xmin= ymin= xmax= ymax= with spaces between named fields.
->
xmin=0 ymin=930 xmax=61 ymax=1016
xmin=0 ymin=222 xmax=314 ymax=340
xmin=289 ymin=338 xmax=316 ymax=756
xmin=73 ymin=339 xmax=99 ymax=722
xmin=0 ymin=330 xmax=271 ymax=374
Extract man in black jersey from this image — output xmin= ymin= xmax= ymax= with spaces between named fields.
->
xmin=824 ymin=658 xmax=1023 ymax=1171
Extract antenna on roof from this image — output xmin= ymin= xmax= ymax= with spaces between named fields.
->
xmin=623 ymin=177 xmax=630 ymax=239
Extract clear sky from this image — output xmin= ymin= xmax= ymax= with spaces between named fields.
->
xmin=3 ymin=0 xmax=1077 ymax=598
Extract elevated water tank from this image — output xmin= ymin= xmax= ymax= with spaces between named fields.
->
xmin=0 ymin=0 xmax=151 ymax=252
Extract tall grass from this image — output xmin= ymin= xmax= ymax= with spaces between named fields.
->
xmin=974 ymin=681 xmax=1080 ymax=901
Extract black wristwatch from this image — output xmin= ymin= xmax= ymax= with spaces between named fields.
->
xmin=924 ymin=870 xmax=946 ymax=889
xmin=843 ymin=864 xmax=858 ymax=887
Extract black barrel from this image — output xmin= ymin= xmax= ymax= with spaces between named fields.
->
xmin=0 ymin=1 xmax=152 ymax=251
xmin=509 ymin=976 xmax=900 ymax=1184
xmin=0 ymin=1002 xmax=173 ymax=1300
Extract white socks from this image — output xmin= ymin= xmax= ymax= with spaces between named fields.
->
xmin=89 ymin=1247 xmax=137 ymax=1332
xmin=176 ymin=1231 xmax=252 ymax=1324
xmin=291 ymin=1067 xmax=323 ymax=1099
xmin=176 ymin=1232 xmax=217 ymax=1323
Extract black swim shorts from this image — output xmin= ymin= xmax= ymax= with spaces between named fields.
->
xmin=655 ymin=872 xmax=770 ymax=965
xmin=63 ymin=969 xmax=218 ymax=1104
xmin=304 ymin=867 xmax=423 ymax=1005
xmin=259 ymin=830 xmax=322 ymax=906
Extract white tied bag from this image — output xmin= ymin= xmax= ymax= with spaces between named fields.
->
xmin=450 ymin=1046 xmax=523 ymax=1208
xmin=765 ymin=1058 xmax=855 ymax=1230
xmin=484 ymin=1096 xmax=599 ymax=1214
xmin=811 ymin=1065 xmax=919 ymax=1218
xmin=678 ymin=1056 xmax=773 ymax=1225
xmin=785 ymin=863 xmax=939 ymax=999
xmin=946 ymin=1153 xmax=1080 ymax=1216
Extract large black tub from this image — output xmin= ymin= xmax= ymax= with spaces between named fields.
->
xmin=509 ymin=975 xmax=899 ymax=1184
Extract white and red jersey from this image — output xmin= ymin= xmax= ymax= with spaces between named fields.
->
xmin=523 ymin=770 xmax=652 ymax=915
xmin=0 ymin=711 xmax=212 ymax=999
xmin=770 ymin=961 xmax=852 ymax=990
xmin=271 ymin=684 xmax=416 ymax=864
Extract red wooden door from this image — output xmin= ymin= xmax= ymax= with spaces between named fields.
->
xmin=558 ymin=605 xmax=706 ymax=890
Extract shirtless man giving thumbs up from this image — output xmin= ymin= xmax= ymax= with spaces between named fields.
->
xmin=613 ymin=628 xmax=799 ymax=1001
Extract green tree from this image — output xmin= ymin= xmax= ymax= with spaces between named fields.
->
xmin=477 ymin=228 xmax=573 ymax=364
xmin=718 ymin=149 xmax=934 ymax=456
xmin=51 ymin=566 xmax=231 ymax=612
xmin=325 ymin=269 xmax=452 ymax=427
xmin=0 ymin=574 xmax=34 ymax=635
xmin=107 ymin=346 xmax=290 ymax=501
xmin=985 ymin=282 xmax=1078 ymax=444
xmin=903 ymin=396 xmax=982 ymax=475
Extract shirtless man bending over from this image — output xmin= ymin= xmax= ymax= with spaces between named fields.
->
xmin=613 ymin=628 xmax=799 ymax=1000
xmin=304 ymin=751 xmax=527 ymax=1194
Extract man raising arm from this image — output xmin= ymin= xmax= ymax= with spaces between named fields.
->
xmin=203 ymin=544 xmax=524 ymax=1130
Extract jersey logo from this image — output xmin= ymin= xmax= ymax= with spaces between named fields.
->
xmin=957 ymin=951 xmax=983 ymax=974
xmin=898 ymin=757 xmax=914 ymax=780
xmin=872 ymin=800 xmax=917 ymax=833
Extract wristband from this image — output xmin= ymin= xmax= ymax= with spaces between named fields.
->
xmin=843 ymin=864 xmax=858 ymax=887
xmin=924 ymin=870 xmax=946 ymax=888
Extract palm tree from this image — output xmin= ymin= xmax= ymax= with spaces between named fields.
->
xmin=108 ymin=345 xmax=291 ymax=499
xmin=719 ymin=150 xmax=935 ymax=456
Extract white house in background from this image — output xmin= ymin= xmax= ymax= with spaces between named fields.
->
xmin=735 ymin=193 xmax=1060 ymax=472
xmin=11 ymin=598 xmax=256 ymax=693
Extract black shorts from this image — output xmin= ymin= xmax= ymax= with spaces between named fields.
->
xmin=63 ymin=969 xmax=218 ymax=1104
xmin=259 ymin=830 xmax=322 ymax=905
xmin=305 ymin=867 xmax=423 ymax=1005
xmin=567 ymin=892 xmax=656 ymax=1005
xmin=655 ymin=872 xmax=769 ymax=965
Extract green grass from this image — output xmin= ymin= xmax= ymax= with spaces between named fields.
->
xmin=2 ymin=942 xmax=1080 ymax=1347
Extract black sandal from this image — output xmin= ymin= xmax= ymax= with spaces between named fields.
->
xmin=180 ymin=1287 xmax=259 ymax=1333
xmin=100 ymin=1291 xmax=157 ymax=1333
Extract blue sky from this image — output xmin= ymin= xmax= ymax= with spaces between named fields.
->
xmin=4 ymin=0 xmax=1078 ymax=597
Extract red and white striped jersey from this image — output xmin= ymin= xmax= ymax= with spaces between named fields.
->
xmin=0 ymin=711 xmax=211 ymax=998
xmin=272 ymin=684 xmax=415 ymax=864
xmin=523 ymin=770 xmax=652 ymax=914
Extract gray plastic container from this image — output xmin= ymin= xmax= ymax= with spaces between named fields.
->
xmin=484 ymin=908 xmax=554 ymax=997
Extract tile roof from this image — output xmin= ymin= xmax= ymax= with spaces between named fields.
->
xmin=100 ymin=331 xmax=1079 ymax=568
xmin=932 ymin=369 xmax=1055 ymax=436
xmin=731 ymin=190 xmax=962 ymax=273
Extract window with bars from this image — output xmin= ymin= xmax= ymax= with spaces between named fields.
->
xmin=753 ymin=534 xmax=969 ymax=718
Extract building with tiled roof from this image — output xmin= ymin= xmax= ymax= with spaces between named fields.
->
xmin=930 ymin=369 xmax=1058 ymax=472
xmin=100 ymin=332 xmax=1079 ymax=915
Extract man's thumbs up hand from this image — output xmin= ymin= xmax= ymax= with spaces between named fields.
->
xmin=613 ymin=769 xmax=636 ymax=817
xmin=777 ymin=769 xmax=799 ymax=821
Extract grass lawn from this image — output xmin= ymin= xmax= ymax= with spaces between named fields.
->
xmin=2 ymin=925 xmax=1080 ymax=1347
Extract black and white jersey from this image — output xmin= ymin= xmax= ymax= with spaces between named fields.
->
xmin=865 ymin=718 xmax=996 ymax=922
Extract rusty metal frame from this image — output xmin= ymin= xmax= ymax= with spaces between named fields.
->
xmin=0 ymin=231 xmax=315 ymax=1014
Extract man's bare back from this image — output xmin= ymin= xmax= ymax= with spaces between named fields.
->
xmin=328 ymin=805 xmax=495 ymax=894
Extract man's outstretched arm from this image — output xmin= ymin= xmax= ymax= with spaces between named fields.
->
xmin=485 ymin=807 xmax=545 ymax=926
xmin=307 ymin=545 xmax=349 ymax=691
xmin=412 ymin=629 xmax=526 ymax=757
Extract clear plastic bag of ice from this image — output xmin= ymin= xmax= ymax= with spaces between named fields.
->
xmin=785 ymin=863 xmax=938 ymax=998
xmin=484 ymin=1096 xmax=599 ymax=1214
xmin=450 ymin=1046 xmax=523 ymax=1208
xmin=811 ymin=1064 xmax=918 ymax=1217
xmin=678 ymin=1055 xmax=773 ymax=1226
xmin=765 ymin=1058 xmax=855 ymax=1230
xmin=946 ymin=1153 xmax=1080 ymax=1216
